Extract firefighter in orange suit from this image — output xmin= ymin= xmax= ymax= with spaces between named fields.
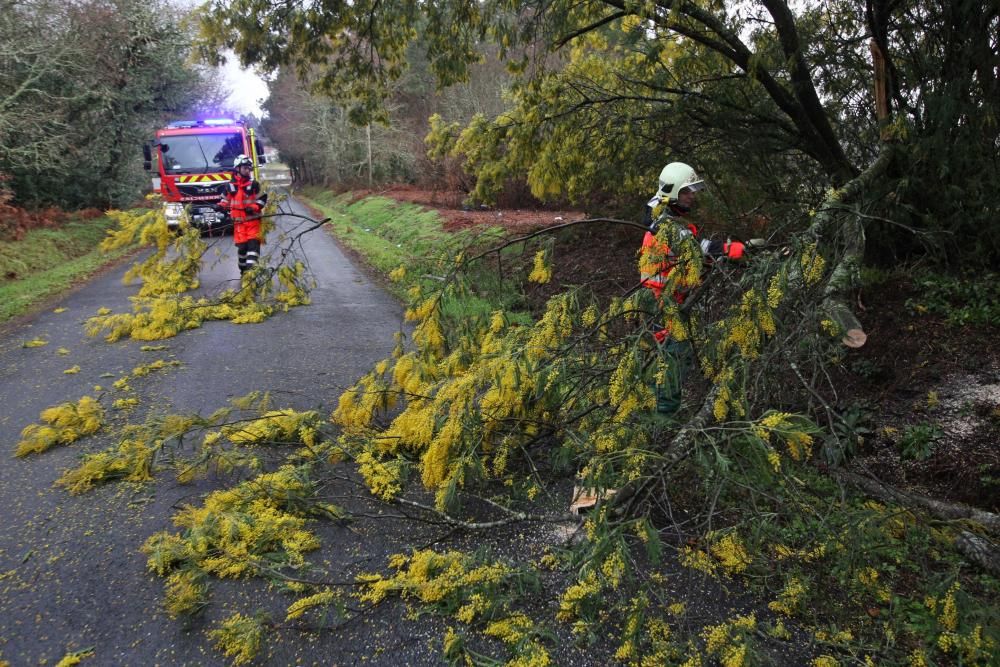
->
xmin=639 ymin=162 xmax=745 ymax=415
xmin=220 ymin=154 xmax=268 ymax=275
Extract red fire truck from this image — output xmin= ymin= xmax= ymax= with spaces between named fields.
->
xmin=142 ymin=118 xmax=266 ymax=234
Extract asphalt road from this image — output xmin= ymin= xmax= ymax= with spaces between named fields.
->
xmin=0 ymin=195 xmax=447 ymax=666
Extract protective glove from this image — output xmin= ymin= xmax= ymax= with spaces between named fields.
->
xmin=701 ymin=237 xmax=746 ymax=261
xmin=723 ymin=239 xmax=746 ymax=260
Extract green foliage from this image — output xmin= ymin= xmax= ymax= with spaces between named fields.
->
xmin=858 ymin=265 xmax=892 ymax=288
xmin=261 ymin=69 xmax=417 ymax=187
xmin=703 ymin=455 xmax=1000 ymax=665
xmin=142 ymin=464 xmax=329 ymax=598
xmin=1 ymin=0 xmax=224 ymax=209
xmin=16 ymin=186 xmax=1000 ymax=665
xmin=359 ymin=549 xmax=549 ymax=666
xmin=324 ymin=191 xmax=999 ymax=665
xmin=861 ymin=2 xmax=1000 ymax=268
xmin=907 ymin=271 xmax=1000 ymax=327
xmin=897 ymin=423 xmax=942 ymax=461
xmin=820 ymin=401 xmax=873 ymax=466
xmin=211 ymin=0 xmax=999 ymax=269
xmin=208 ymin=613 xmax=265 ymax=666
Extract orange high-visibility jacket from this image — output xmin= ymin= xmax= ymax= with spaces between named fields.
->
xmin=639 ymin=214 xmax=745 ymax=302
xmin=220 ymin=173 xmax=264 ymax=244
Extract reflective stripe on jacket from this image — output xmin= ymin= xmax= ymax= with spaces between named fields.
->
xmin=638 ymin=216 xmax=699 ymax=302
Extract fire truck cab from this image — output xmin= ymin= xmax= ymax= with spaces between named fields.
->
xmin=142 ymin=118 xmax=266 ymax=234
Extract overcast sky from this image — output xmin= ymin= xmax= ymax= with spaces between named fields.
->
xmin=172 ymin=0 xmax=268 ymax=115
xmin=219 ymin=56 xmax=269 ymax=116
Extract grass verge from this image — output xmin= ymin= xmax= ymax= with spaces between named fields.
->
xmin=0 ymin=214 xmax=135 ymax=323
xmin=298 ymin=188 xmax=537 ymax=321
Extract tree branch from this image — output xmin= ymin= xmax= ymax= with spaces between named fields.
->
xmin=833 ymin=468 xmax=1000 ymax=537
xmin=554 ymin=11 xmax=627 ymax=49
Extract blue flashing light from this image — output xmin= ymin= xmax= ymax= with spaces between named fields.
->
xmin=165 ymin=118 xmax=242 ymax=129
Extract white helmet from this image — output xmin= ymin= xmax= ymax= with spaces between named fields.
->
xmin=233 ymin=154 xmax=253 ymax=169
xmin=655 ymin=162 xmax=705 ymax=202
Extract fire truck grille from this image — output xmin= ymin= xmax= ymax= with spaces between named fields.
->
xmin=177 ymin=182 xmax=228 ymax=199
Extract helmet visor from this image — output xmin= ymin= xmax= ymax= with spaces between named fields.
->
xmin=681 ymin=179 xmax=705 ymax=193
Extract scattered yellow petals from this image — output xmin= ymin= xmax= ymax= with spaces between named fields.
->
xmin=53 ymin=647 xmax=94 ymax=667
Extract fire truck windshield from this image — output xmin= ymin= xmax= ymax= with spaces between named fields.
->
xmin=159 ymin=133 xmax=244 ymax=174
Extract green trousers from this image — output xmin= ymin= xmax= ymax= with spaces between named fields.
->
xmin=654 ymin=338 xmax=694 ymax=415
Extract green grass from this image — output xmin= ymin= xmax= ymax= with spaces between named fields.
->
xmin=0 ymin=215 xmax=134 ymax=323
xmin=299 ymin=189 xmax=533 ymax=321
xmin=301 ymin=189 xmax=479 ymax=276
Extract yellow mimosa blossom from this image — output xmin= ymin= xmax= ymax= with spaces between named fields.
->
xmin=680 ymin=546 xmax=717 ymax=576
xmin=285 ymin=589 xmax=336 ymax=621
xmin=770 ymin=620 xmax=791 ymax=639
xmin=769 ymin=577 xmax=806 ymax=616
xmin=710 ymin=534 xmax=751 ymax=574
xmin=858 ymin=567 xmax=879 ymax=588
xmin=767 ymin=448 xmax=782 ymax=472
xmin=557 ymin=571 xmax=601 ymax=621
xmin=356 ymin=451 xmax=403 ymax=501
xmin=939 ymin=582 xmax=959 ymax=631
xmin=16 ymin=395 xmax=104 ymax=457
xmin=484 ymin=613 xmax=533 ymax=643
xmin=405 ymin=296 xmax=437 ymax=322
xmin=601 ymin=551 xmax=626 ymax=589
xmin=767 ymin=274 xmax=784 ymax=309
xmin=528 ymin=249 xmax=552 ymax=284
xmin=800 ymin=242 xmax=826 ymax=285
xmin=54 ymin=649 xmax=95 ymax=667
xmin=208 ymin=613 xmax=263 ymax=666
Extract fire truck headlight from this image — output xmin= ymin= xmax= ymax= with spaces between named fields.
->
xmin=164 ymin=202 xmax=185 ymax=228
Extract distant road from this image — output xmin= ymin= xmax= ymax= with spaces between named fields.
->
xmin=260 ymin=162 xmax=292 ymax=188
